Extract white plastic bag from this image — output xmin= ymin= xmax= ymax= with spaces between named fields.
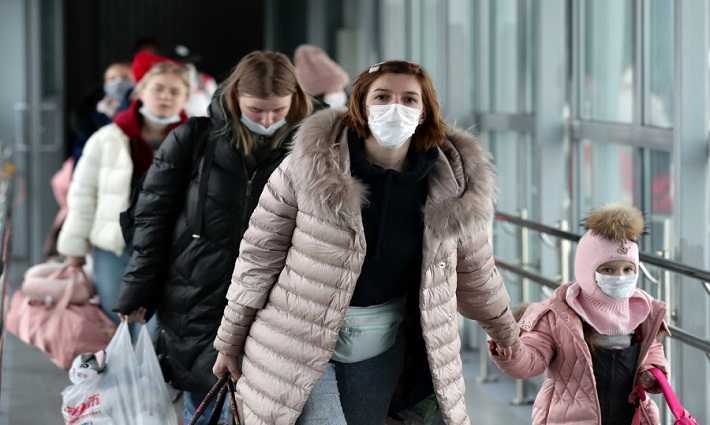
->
xmin=61 ymin=322 xmax=177 ymax=425
xmin=134 ymin=325 xmax=178 ymax=425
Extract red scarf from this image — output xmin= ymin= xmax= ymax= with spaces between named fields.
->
xmin=113 ymin=100 xmax=188 ymax=177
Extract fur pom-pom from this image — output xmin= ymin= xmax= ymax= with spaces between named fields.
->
xmin=584 ymin=204 xmax=645 ymax=242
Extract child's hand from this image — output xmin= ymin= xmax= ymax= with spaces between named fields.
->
xmin=488 ymin=339 xmax=516 ymax=360
xmin=639 ymin=370 xmax=659 ymax=392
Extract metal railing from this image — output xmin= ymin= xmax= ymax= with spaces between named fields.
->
xmin=478 ymin=209 xmax=710 ymax=410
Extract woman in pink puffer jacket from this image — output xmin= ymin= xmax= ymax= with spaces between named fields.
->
xmin=490 ymin=205 xmax=670 ymax=425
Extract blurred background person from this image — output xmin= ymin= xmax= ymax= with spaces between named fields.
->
xmin=95 ymin=63 xmax=135 ymax=122
xmin=294 ymin=44 xmax=350 ymax=108
xmin=58 ymin=51 xmax=190 ymax=325
xmin=46 ymin=62 xmax=136 ymax=258
xmin=170 ymin=44 xmax=218 ymax=117
xmin=69 ymin=62 xmax=134 ymax=163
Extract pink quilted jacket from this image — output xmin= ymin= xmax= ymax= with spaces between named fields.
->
xmin=491 ymin=284 xmax=669 ymax=425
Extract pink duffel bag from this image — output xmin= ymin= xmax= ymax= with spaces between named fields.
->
xmin=21 ymin=262 xmax=94 ymax=305
xmin=632 ymin=367 xmax=698 ymax=425
xmin=5 ymin=272 xmax=116 ymax=369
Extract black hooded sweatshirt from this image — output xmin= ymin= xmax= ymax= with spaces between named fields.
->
xmin=347 ymin=129 xmax=438 ymax=307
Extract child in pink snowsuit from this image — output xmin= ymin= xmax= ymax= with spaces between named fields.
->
xmin=490 ymin=205 xmax=669 ymax=425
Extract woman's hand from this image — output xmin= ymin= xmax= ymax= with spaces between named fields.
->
xmin=119 ymin=307 xmax=147 ymax=324
xmin=66 ymin=256 xmax=86 ymax=268
xmin=213 ymin=352 xmax=242 ymax=381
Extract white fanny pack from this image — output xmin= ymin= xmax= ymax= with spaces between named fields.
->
xmin=331 ymin=297 xmax=406 ymax=364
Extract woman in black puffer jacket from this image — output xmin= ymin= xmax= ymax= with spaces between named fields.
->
xmin=117 ymin=51 xmax=314 ymax=425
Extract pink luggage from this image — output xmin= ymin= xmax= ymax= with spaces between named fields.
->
xmin=5 ymin=272 xmax=115 ymax=369
xmin=21 ymin=262 xmax=94 ymax=305
xmin=632 ymin=367 xmax=698 ymax=425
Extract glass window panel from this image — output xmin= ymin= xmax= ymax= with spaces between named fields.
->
xmin=489 ymin=131 xmax=523 ymax=302
xmin=579 ymin=142 xmax=672 ymax=251
xmin=447 ymin=0 xmax=474 ymax=121
xmin=580 ymin=0 xmax=634 ymax=123
xmin=647 ymin=150 xmax=672 ymax=251
xmin=488 ymin=131 xmax=540 ymax=303
xmin=420 ymin=0 xmax=446 ymax=106
xmin=380 ymin=0 xmax=407 ymax=60
xmin=578 ymin=140 xmax=637 ymax=214
xmin=490 ymin=0 xmax=533 ymax=113
xmin=491 ymin=0 xmax=521 ymax=113
xmin=644 ymin=0 xmax=673 ymax=127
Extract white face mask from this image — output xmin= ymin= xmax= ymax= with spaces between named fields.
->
xmin=367 ymin=104 xmax=421 ymax=150
xmin=323 ymin=91 xmax=348 ymax=108
xmin=595 ymin=272 xmax=638 ymax=299
xmin=139 ymin=105 xmax=181 ymax=126
xmin=240 ymin=114 xmax=287 ymax=137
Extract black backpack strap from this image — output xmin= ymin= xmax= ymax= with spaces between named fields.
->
xmin=190 ymin=132 xmax=216 ymax=239
xmin=170 ymin=118 xmax=213 ymax=256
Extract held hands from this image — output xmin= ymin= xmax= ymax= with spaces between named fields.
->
xmin=213 ymin=352 xmax=242 ymax=381
xmin=488 ymin=339 xmax=518 ymax=361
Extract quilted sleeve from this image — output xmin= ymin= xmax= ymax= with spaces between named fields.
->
xmin=457 ymin=229 xmax=519 ymax=347
xmin=57 ymin=130 xmax=104 ymax=257
xmin=637 ymin=324 xmax=670 ymax=394
xmin=491 ymin=310 xmax=557 ymax=379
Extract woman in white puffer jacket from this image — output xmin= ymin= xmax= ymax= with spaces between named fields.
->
xmin=58 ymin=52 xmax=190 ymax=323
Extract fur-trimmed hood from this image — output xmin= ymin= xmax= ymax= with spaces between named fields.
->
xmin=289 ymin=108 xmax=496 ymax=239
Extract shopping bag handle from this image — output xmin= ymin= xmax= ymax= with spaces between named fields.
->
xmin=188 ymin=374 xmax=242 ymax=425
xmin=631 ymin=367 xmax=698 ymax=425
xmin=648 ymin=367 xmax=698 ymax=424
xmin=53 ymin=265 xmax=90 ymax=310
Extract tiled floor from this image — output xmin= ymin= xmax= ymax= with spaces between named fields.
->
xmin=0 ymin=333 xmax=534 ymax=424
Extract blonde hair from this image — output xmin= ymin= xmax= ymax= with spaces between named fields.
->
xmin=135 ymin=62 xmax=191 ymax=95
xmin=219 ymin=51 xmax=313 ymax=155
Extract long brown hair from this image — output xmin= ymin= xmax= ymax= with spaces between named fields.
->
xmin=219 ymin=51 xmax=313 ymax=155
xmin=343 ymin=60 xmax=447 ymax=151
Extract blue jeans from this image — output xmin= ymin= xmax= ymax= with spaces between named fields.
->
xmin=297 ymin=365 xmax=347 ymax=425
xmin=297 ymin=334 xmax=405 ymax=425
xmin=92 ymin=247 xmax=158 ymax=338
xmin=183 ymin=390 xmax=232 ymax=425
xmin=92 ymin=247 xmax=129 ymax=324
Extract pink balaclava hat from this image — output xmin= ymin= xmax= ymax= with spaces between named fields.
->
xmin=566 ymin=204 xmax=652 ymax=335
xmin=294 ymin=45 xmax=350 ymax=96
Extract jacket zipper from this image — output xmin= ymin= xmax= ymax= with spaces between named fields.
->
xmin=242 ymin=172 xmax=256 ymax=228
xmin=568 ymin=304 xmax=666 ymax=424
xmin=239 ymin=148 xmax=258 ymax=238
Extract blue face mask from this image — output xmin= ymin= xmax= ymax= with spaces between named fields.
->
xmin=240 ymin=114 xmax=287 ymax=137
xmin=103 ymin=78 xmax=133 ymax=101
